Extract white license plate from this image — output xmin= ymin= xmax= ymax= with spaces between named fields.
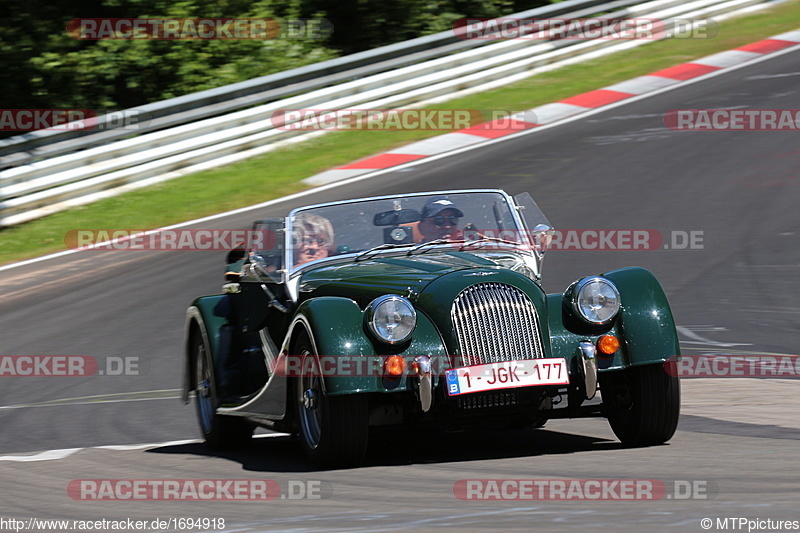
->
xmin=445 ymin=358 xmax=569 ymax=396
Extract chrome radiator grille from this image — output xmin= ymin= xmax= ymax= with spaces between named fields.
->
xmin=451 ymin=282 xmax=545 ymax=366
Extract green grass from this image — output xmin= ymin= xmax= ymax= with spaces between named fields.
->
xmin=2 ymin=0 xmax=799 ymax=265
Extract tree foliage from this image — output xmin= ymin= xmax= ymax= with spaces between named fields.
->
xmin=1 ymin=0 xmax=551 ymax=113
xmin=302 ymin=0 xmax=550 ymax=55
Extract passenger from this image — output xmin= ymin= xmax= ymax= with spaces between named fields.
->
xmin=417 ymin=197 xmax=464 ymax=242
xmin=293 ymin=213 xmax=334 ymax=266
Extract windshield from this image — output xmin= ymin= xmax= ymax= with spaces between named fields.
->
xmin=287 ymin=190 xmax=551 ymax=272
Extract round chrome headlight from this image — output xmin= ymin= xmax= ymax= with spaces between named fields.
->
xmin=572 ymin=277 xmax=621 ymax=325
xmin=366 ymin=295 xmax=417 ymax=344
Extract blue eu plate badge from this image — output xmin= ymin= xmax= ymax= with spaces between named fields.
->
xmin=446 ymin=369 xmax=460 ymax=395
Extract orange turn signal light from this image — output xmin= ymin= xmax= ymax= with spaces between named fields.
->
xmin=384 ymin=355 xmax=406 ymax=377
xmin=596 ymin=335 xmax=620 ymax=355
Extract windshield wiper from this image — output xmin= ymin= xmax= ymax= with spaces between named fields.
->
xmin=356 ymin=236 xmax=527 ymax=260
xmin=458 ymin=236 xmax=527 ymax=251
xmin=355 ymin=243 xmax=415 ymax=261
xmin=406 ymin=239 xmax=465 ymax=256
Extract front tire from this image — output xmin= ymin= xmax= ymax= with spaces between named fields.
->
xmin=192 ymin=328 xmax=253 ymax=449
xmin=294 ymin=332 xmax=368 ymax=468
xmin=602 ymin=361 xmax=680 ymax=446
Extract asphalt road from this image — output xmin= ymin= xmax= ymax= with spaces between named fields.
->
xmin=1 ymin=44 xmax=799 ymax=532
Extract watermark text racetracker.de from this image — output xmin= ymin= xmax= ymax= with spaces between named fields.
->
xmin=67 ymin=18 xmax=332 ymax=40
xmin=668 ymin=355 xmax=800 ymax=378
xmin=64 ymin=229 xmax=276 ymax=251
xmin=63 ymin=228 xmax=703 ymax=251
xmin=0 ymin=356 xmax=142 ymax=377
xmin=452 ymin=17 xmax=719 ymax=40
xmin=539 ymin=229 xmax=703 ymax=250
xmin=665 ymin=109 xmax=800 ymax=131
xmin=453 ymin=479 xmax=717 ymax=500
xmin=0 ymin=109 xmax=145 ymax=132
xmin=68 ymin=479 xmax=332 ymax=501
xmin=460 ymin=228 xmax=704 ymax=250
xmin=271 ymin=109 xmax=532 ymax=131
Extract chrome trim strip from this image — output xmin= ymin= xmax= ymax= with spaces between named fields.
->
xmin=579 ymin=341 xmax=598 ymax=400
xmin=288 ymin=189 xmax=511 ymax=218
xmin=218 ymin=315 xmax=318 ymax=417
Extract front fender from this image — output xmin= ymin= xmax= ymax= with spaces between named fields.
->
xmin=602 ymin=266 xmax=679 ymax=367
xmin=182 ymin=295 xmax=226 ymax=403
xmin=284 ymin=296 xmax=447 ymax=395
xmin=546 ymin=267 xmax=678 ymax=371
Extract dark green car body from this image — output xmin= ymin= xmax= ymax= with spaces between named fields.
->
xmin=183 ymin=190 xmax=681 ymax=466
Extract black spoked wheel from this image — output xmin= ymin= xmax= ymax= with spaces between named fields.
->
xmin=192 ymin=328 xmax=253 ymax=450
xmin=602 ymin=361 xmax=680 ymax=446
xmin=294 ymin=332 xmax=368 ymax=468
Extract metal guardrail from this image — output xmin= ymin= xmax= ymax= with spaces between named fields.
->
xmin=0 ymin=0 xmax=776 ymax=227
xmin=0 ymin=0 xmax=617 ymax=168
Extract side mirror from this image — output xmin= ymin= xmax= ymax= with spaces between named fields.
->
xmin=531 ymin=223 xmax=554 ymax=256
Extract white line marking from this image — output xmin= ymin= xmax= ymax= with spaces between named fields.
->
xmin=0 ymin=448 xmax=84 ymax=462
xmin=92 ymin=439 xmax=199 ymax=451
xmin=0 ymin=433 xmax=290 ymax=462
xmin=0 ymin=389 xmax=181 ymax=410
xmin=746 ymin=71 xmax=800 ymax=79
xmin=1 ymin=39 xmax=798 ymax=275
xmin=677 ymin=326 xmax=752 ymax=348
xmin=0 ymin=396 xmax=182 ymax=410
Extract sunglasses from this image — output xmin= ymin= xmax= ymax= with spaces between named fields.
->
xmin=300 ymin=237 xmax=329 ymax=247
xmin=428 ymin=215 xmax=460 ymax=227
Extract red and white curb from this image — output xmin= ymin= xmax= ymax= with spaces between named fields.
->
xmin=303 ymin=30 xmax=800 ymax=186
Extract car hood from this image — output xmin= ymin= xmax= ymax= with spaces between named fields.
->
xmin=297 ymin=250 xmax=550 ymax=357
xmin=297 ymin=252 xmax=500 ymax=305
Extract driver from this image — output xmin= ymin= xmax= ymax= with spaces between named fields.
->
xmin=417 ymin=196 xmax=464 ymax=242
xmin=293 ymin=213 xmax=334 ymax=266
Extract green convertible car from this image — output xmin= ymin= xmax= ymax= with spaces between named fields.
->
xmin=182 ymin=189 xmax=680 ymax=467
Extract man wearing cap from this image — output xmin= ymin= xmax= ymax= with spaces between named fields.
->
xmin=417 ymin=196 xmax=464 ymax=242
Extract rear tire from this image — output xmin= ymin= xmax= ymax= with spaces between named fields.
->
xmin=602 ymin=361 xmax=680 ymax=446
xmin=192 ymin=328 xmax=253 ymax=450
xmin=294 ymin=332 xmax=368 ymax=468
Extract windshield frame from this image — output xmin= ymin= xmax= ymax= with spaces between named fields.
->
xmin=285 ymin=189 xmax=549 ymax=277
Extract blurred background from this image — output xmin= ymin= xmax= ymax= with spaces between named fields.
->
xmin=1 ymin=0 xmax=554 ymax=130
